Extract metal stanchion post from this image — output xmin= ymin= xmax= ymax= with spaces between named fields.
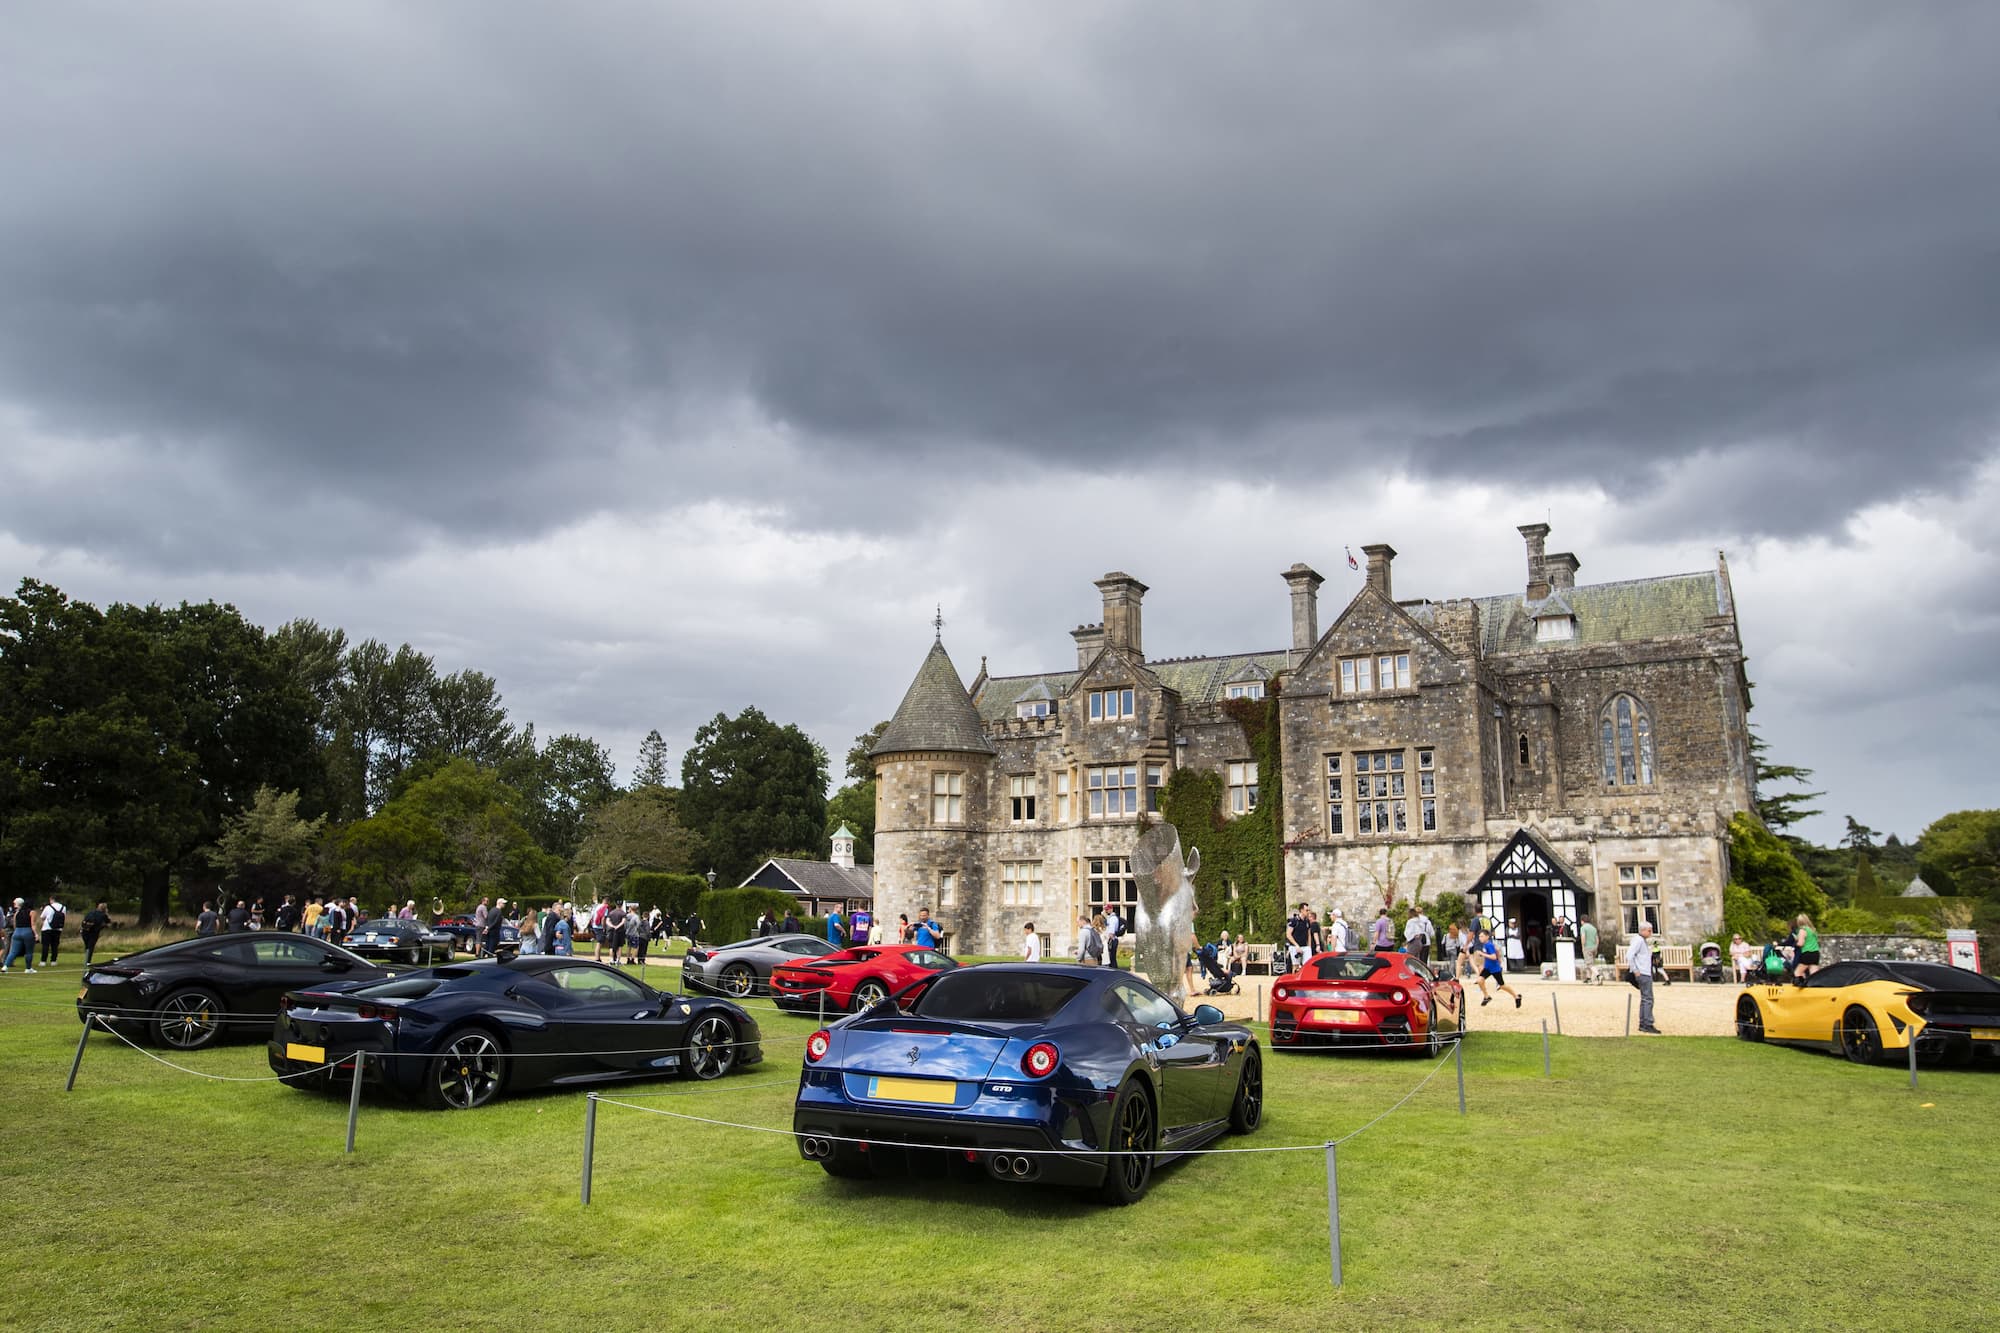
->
xmin=819 ymin=989 xmax=825 ymax=1026
xmin=67 ymin=1012 xmax=94 ymax=1088
xmin=1455 ymin=1034 xmax=1466 ymax=1116
xmin=1324 ymin=1142 xmax=1343 ymax=1288
xmin=1541 ymin=1019 xmax=1551 ymax=1077
xmin=582 ymin=1095 xmax=598 ymax=1206
xmin=1624 ymin=992 xmax=1632 ymax=1037
xmin=345 ymin=1052 xmax=366 ymax=1154
xmin=1551 ymin=991 xmax=1562 ymax=1036
xmin=1909 ymin=1035 xmax=1919 ymax=1091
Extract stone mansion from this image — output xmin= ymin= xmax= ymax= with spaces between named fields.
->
xmin=868 ymin=524 xmax=1755 ymax=960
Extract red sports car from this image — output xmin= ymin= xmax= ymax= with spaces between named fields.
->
xmin=769 ymin=944 xmax=959 ymax=1015
xmin=1269 ymin=951 xmax=1464 ymax=1054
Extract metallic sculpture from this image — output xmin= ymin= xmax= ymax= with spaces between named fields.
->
xmin=1130 ymin=823 xmax=1199 ymax=1006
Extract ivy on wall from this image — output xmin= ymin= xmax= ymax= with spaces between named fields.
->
xmin=1158 ymin=693 xmax=1284 ymax=945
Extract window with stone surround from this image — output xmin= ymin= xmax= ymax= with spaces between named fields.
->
xmin=1355 ymin=749 xmax=1407 ymax=836
xmin=1225 ymin=681 xmax=1264 ymax=700
xmin=1600 ymin=694 xmax=1655 ymax=787
xmin=1088 ymin=688 xmax=1135 ymax=721
xmin=1086 ymin=764 xmax=1139 ymax=818
xmin=1008 ymin=774 xmax=1037 ymax=824
xmin=931 ymin=771 xmax=964 ymax=824
xmin=1146 ymin=763 xmax=1165 ymax=812
xmin=1227 ymin=761 xmax=1259 ymax=815
xmin=1054 ymin=770 xmax=1071 ymax=823
xmin=1418 ymin=748 xmax=1436 ymax=831
xmin=1001 ymin=860 xmax=1044 ymax=907
xmin=1016 ymin=699 xmax=1050 ymax=719
xmin=939 ymin=869 xmax=959 ymax=907
xmin=1617 ymin=863 xmax=1661 ymax=934
xmin=1325 ymin=754 xmax=1344 ymax=836
xmin=1339 ymin=653 xmax=1411 ymax=694
xmin=1087 ymin=857 xmax=1136 ymax=922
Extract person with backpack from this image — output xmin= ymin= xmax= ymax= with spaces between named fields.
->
xmin=1075 ymin=914 xmax=1105 ymax=966
xmin=80 ymin=901 xmax=111 ymax=965
xmin=40 ymin=891 xmax=67 ymax=966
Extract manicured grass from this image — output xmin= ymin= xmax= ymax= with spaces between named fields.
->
xmin=3 ymin=966 xmax=1995 ymax=1332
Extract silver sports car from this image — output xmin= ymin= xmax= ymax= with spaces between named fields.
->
xmin=682 ymin=933 xmax=839 ymax=998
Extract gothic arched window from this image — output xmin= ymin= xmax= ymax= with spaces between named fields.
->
xmin=1599 ymin=694 xmax=1654 ymax=786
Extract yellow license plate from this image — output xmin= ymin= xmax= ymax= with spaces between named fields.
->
xmin=1308 ymin=1008 xmax=1366 ymax=1024
xmin=865 ymin=1076 xmax=958 ymax=1104
xmin=78 ymin=988 xmax=88 ymax=1001
xmin=286 ymin=1042 xmax=326 ymax=1064
xmin=1971 ymin=1028 xmax=2000 ymax=1041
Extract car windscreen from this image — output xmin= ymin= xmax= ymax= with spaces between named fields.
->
xmin=343 ymin=977 xmax=445 ymax=1000
xmin=1881 ymin=962 xmax=2000 ymax=991
xmin=1314 ymin=955 xmax=1391 ymax=981
xmin=912 ymin=971 xmax=1090 ymax=1024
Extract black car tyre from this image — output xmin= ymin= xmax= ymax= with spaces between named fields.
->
xmin=1228 ymin=1048 xmax=1263 ymax=1135
xmin=1840 ymin=1007 xmax=1882 ymax=1065
xmin=720 ymin=964 xmax=755 ymax=999
xmin=1098 ymin=1079 xmax=1157 ymax=1206
xmin=684 ymin=1012 xmax=737 ymax=1081
xmin=155 ymin=988 xmax=226 ymax=1050
xmin=851 ymin=979 xmax=890 ymax=1012
xmin=1735 ymin=995 xmax=1765 ymax=1043
xmin=423 ymin=1028 xmax=507 ymax=1109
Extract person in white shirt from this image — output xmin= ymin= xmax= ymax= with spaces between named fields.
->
xmin=1021 ymin=921 xmax=1042 ymax=962
xmin=1103 ymin=906 xmax=1123 ymax=969
xmin=1403 ymin=909 xmax=1434 ymax=964
xmin=40 ymin=893 xmax=67 ymax=967
xmin=1628 ymin=923 xmax=1660 ymax=1033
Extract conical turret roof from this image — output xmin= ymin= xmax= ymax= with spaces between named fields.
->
xmin=871 ymin=639 xmax=995 ymax=757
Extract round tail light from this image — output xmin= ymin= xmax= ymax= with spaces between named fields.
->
xmin=806 ymin=1030 xmax=831 ymax=1063
xmin=1392 ymin=989 xmax=1407 ymax=1004
xmin=1273 ymin=986 xmax=1289 ymax=1001
xmin=1020 ymin=1042 xmax=1059 ymax=1078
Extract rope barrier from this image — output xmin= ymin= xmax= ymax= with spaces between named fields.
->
xmin=88 ymin=1016 xmax=353 ymax=1083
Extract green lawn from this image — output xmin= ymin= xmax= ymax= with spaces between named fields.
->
xmin=3 ymin=966 xmax=1995 ymax=1332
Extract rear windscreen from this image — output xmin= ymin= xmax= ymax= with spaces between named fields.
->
xmin=914 ymin=972 xmax=1089 ymax=1023
xmin=1314 ymin=955 xmax=1391 ymax=981
xmin=348 ymin=977 xmax=445 ymax=1000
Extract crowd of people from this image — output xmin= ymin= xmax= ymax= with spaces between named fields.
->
xmin=3 ymin=888 xmax=113 ymax=972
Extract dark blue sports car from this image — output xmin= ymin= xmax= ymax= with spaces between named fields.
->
xmin=268 ymin=957 xmax=761 ymax=1108
xmin=793 ymin=964 xmax=1261 ymax=1204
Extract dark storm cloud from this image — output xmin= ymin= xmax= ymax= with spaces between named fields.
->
xmin=3 ymin=1 xmax=1999 ymax=567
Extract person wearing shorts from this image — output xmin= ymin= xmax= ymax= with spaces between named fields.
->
xmin=1474 ymin=929 xmax=1521 ymax=1008
xmin=1791 ymin=913 xmax=1821 ymax=979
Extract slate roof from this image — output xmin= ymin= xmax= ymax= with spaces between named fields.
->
xmin=743 ymin=859 xmax=875 ymax=903
xmin=973 ymin=650 xmax=1292 ymax=720
xmin=872 ymin=640 xmax=996 ymax=756
xmin=1402 ymin=570 xmax=1725 ymax=656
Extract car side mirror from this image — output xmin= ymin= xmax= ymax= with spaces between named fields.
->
xmin=1191 ymin=1003 xmax=1225 ymax=1026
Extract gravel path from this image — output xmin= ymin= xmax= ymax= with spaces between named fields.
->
xmin=1204 ymin=971 xmax=1743 ymax=1037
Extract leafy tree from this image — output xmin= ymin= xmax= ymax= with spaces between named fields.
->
xmin=528 ymin=732 xmax=618 ymax=860
xmin=339 ymin=759 xmax=560 ymax=909
xmin=681 ymin=707 xmax=829 ymax=884
xmin=1749 ymin=732 xmax=1822 ymax=834
xmin=633 ymin=728 xmax=671 ymax=788
xmin=1841 ymin=816 xmax=1880 ymax=853
xmin=825 ymin=780 xmax=876 ymax=863
xmin=423 ymin=668 xmax=512 ymax=766
xmin=373 ymin=643 xmax=438 ymax=803
xmin=336 ymin=807 xmax=446 ymax=907
xmin=571 ymin=785 xmax=701 ymax=887
xmin=845 ymin=721 xmax=891 ymax=783
xmin=1915 ymin=809 xmax=2000 ymax=900
xmin=214 ymin=786 xmax=327 ymax=902
xmin=1727 ymin=811 xmax=1828 ymax=923
xmin=1852 ymin=852 xmax=1880 ymax=899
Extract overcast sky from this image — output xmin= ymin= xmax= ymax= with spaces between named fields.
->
xmin=4 ymin=3 xmax=1997 ymax=848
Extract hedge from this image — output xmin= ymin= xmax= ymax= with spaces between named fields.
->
xmin=625 ymin=871 xmax=709 ymax=918
xmin=695 ymin=887 xmax=804 ymax=943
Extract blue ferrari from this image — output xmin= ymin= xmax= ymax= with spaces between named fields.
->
xmin=268 ymin=957 xmax=761 ymax=1108
xmin=792 ymin=963 xmax=1261 ymax=1204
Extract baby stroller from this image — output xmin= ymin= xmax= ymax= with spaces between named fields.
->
xmin=1697 ymin=941 xmax=1725 ymax=984
xmin=1196 ymin=943 xmax=1240 ymax=995
xmin=1753 ymin=942 xmax=1792 ymax=984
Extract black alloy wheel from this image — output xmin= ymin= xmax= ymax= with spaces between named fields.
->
xmin=1840 ymin=1007 xmax=1883 ymax=1065
xmin=684 ymin=1013 xmax=738 ymax=1081
xmin=851 ymin=979 xmax=890 ymax=1012
xmin=720 ymin=964 xmax=755 ymax=999
xmin=155 ymin=988 xmax=226 ymax=1051
xmin=425 ymin=1029 xmax=505 ymax=1109
xmin=1229 ymin=1049 xmax=1263 ymax=1135
xmin=1735 ymin=995 xmax=1765 ymax=1043
xmin=1098 ymin=1080 xmax=1157 ymax=1205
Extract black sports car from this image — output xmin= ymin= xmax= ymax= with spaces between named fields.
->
xmin=433 ymin=915 xmax=522 ymax=957
xmin=268 ymin=957 xmax=763 ymax=1108
xmin=342 ymin=917 xmax=456 ymax=966
xmin=793 ymin=964 xmax=1261 ymax=1204
xmin=78 ymin=933 xmax=388 ymax=1051
xmin=682 ymin=933 xmax=840 ymax=997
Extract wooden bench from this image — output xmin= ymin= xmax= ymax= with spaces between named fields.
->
xmin=1244 ymin=944 xmax=1282 ymax=975
xmin=1614 ymin=944 xmax=1694 ymax=981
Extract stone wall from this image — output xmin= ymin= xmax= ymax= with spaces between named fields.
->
xmin=1820 ymin=934 xmax=1950 ymax=965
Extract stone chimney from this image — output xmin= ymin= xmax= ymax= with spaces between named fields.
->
xmin=1360 ymin=544 xmax=1396 ymax=600
xmin=1071 ymin=623 xmax=1105 ymax=669
xmin=1095 ymin=572 xmax=1148 ymax=658
xmin=1545 ymin=552 xmax=1580 ymax=592
xmin=1282 ymin=562 xmax=1324 ymax=652
xmin=1518 ymin=523 xmax=1551 ymax=600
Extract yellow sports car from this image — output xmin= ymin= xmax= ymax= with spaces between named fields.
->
xmin=1735 ymin=959 xmax=2000 ymax=1065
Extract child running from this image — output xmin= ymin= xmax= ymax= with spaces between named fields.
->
xmin=1474 ymin=927 xmax=1521 ymax=1008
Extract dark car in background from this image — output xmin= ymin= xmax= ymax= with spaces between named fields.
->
xmin=794 ymin=964 xmax=1261 ymax=1204
xmin=682 ymin=933 xmax=841 ymax=998
xmin=432 ymin=915 xmax=520 ymax=958
xmin=78 ymin=934 xmax=388 ymax=1051
xmin=343 ymin=917 xmax=456 ymax=966
xmin=269 ymin=957 xmax=763 ymax=1108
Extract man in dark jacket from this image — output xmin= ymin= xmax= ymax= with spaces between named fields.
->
xmin=226 ymin=900 xmax=251 ymax=933
xmin=484 ymin=899 xmax=509 ymax=957
xmin=781 ymin=909 xmax=799 ymax=934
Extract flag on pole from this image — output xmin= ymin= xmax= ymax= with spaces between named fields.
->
xmin=1345 ymin=546 xmax=1359 ymax=571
